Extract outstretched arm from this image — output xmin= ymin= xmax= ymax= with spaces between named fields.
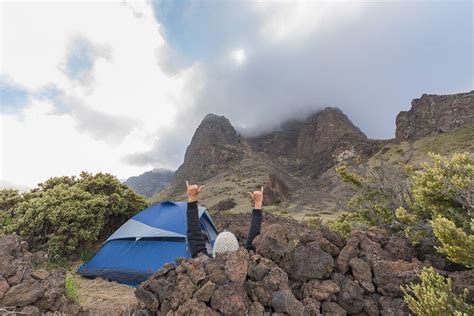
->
xmin=245 ymin=187 xmax=264 ymax=251
xmin=186 ymin=181 xmax=208 ymax=257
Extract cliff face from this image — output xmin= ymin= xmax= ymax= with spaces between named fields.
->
xmin=248 ymin=107 xmax=380 ymax=178
xmin=396 ymin=91 xmax=474 ymax=141
xmin=171 ymin=114 xmax=244 ymax=194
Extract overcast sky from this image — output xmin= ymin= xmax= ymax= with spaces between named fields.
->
xmin=1 ymin=0 xmax=472 ymax=189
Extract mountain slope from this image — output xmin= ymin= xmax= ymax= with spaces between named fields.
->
xmin=152 ymin=91 xmax=474 ymax=219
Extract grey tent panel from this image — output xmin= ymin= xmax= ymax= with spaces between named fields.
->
xmin=106 ymin=219 xmax=186 ymax=242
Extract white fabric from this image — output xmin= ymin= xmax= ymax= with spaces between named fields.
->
xmin=106 ymin=219 xmax=185 ymax=242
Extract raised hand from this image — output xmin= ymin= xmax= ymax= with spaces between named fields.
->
xmin=248 ymin=186 xmax=264 ymax=209
xmin=186 ymin=180 xmax=204 ymax=203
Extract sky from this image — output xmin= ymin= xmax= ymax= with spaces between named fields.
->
xmin=1 ymin=0 xmax=472 ymax=190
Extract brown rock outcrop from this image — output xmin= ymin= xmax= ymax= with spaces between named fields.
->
xmin=396 ymin=91 xmax=474 ymax=140
xmin=0 ymin=234 xmax=82 ymax=314
xmin=135 ymin=223 xmax=444 ymax=315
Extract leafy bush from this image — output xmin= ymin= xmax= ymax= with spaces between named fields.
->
xmin=0 ymin=189 xmax=23 ymax=212
xmin=431 ymin=217 xmax=474 ymax=268
xmin=326 ymin=212 xmax=354 ymax=239
xmin=337 ymin=152 xmax=473 ymax=268
xmin=336 ymin=163 xmax=409 ymax=226
xmin=395 ymin=153 xmax=473 ymax=267
xmin=402 ymin=267 xmax=473 ymax=315
xmin=2 ymin=172 xmax=148 ymax=260
xmin=411 ymin=152 xmax=473 ymax=227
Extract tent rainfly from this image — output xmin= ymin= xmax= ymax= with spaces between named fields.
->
xmin=77 ymin=201 xmax=218 ymax=286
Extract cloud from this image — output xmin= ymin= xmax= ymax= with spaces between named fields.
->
xmin=129 ymin=0 xmax=472 ymax=167
xmin=2 ymin=0 xmax=472 ymax=188
xmin=1 ymin=0 xmax=195 ymax=187
xmin=61 ymin=35 xmax=112 ymax=88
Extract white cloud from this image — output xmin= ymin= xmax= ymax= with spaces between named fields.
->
xmin=253 ymin=1 xmax=364 ymax=42
xmin=1 ymin=0 xmax=195 ymax=188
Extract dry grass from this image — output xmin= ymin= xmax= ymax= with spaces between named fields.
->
xmin=75 ymin=275 xmax=138 ymax=315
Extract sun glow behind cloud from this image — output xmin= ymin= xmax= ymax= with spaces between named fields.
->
xmin=231 ymin=48 xmax=247 ymax=66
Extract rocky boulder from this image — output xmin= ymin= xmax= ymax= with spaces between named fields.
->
xmin=0 ymin=234 xmax=81 ymax=314
xmin=373 ymin=259 xmax=422 ymax=297
xmin=262 ymin=173 xmax=291 ymax=206
xmin=135 ymin=222 xmax=471 ymax=315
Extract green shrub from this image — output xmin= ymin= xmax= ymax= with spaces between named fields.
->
xmin=431 ymin=217 xmax=474 ymax=268
xmin=395 ymin=153 xmax=473 ymax=267
xmin=65 ymin=274 xmax=79 ymax=302
xmin=411 ymin=153 xmax=473 ymax=227
xmin=337 ymin=152 xmax=473 ymax=268
xmin=327 ymin=212 xmax=354 ymax=239
xmin=3 ymin=172 xmax=147 ymax=260
xmin=402 ymin=267 xmax=473 ymax=315
xmin=336 ymin=163 xmax=408 ymax=226
xmin=0 ymin=189 xmax=23 ymax=212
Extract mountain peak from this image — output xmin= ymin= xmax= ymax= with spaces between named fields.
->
xmin=170 ymin=114 xmax=243 ymax=190
xmin=202 ymin=113 xmax=230 ymax=123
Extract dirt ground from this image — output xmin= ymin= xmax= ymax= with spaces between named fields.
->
xmin=75 ymin=275 xmax=138 ymax=315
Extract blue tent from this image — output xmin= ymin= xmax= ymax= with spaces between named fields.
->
xmin=78 ymin=201 xmax=217 ymax=286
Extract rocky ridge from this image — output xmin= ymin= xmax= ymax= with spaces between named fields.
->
xmin=154 ymin=91 xmax=473 ymax=216
xmin=135 ymin=219 xmax=473 ymax=315
xmin=396 ymin=91 xmax=474 ymax=141
xmin=159 ymin=107 xmax=382 ymax=208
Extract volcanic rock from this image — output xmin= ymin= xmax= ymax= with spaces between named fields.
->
xmin=373 ymin=259 xmax=422 ymax=297
xmin=449 ymin=269 xmax=474 ymax=303
xmin=271 ymin=289 xmax=304 ymax=315
xmin=396 ymin=91 xmax=474 ymax=140
xmin=337 ymin=277 xmax=365 ymax=313
xmin=263 ymin=173 xmax=291 ymax=205
xmin=322 ymin=301 xmax=347 ymax=315
xmin=193 ymin=280 xmax=215 ymax=302
xmin=349 ymin=257 xmax=374 ymax=292
xmin=287 ymin=242 xmax=334 ymax=281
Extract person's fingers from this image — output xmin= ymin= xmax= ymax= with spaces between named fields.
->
xmin=186 ymin=180 xmax=190 ymax=188
xmin=198 ymin=185 xmax=205 ymax=192
xmin=247 ymin=192 xmax=254 ymax=199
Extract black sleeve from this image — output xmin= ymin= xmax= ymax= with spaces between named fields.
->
xmin=186 ymin=201 xmax=208 ymax=257
xmin=245 ymin=208 xmax=263 ymax=251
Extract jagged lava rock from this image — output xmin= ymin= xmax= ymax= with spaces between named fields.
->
xmin=134 ymin=222 xmax=472 ymax=316
xmin=373 ymin=259 xmax=422 ymax=297
xmin=0 ymin=234 xmax=81 ymax=313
